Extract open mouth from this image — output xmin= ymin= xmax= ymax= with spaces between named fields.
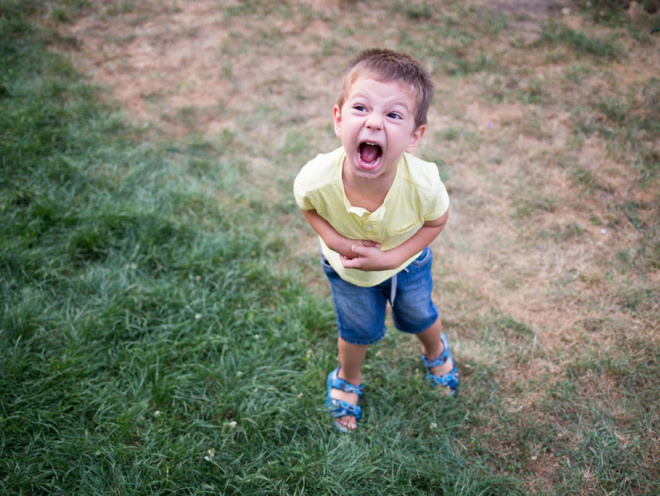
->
xmin=357 ymin=142 xmax=383 ymax=169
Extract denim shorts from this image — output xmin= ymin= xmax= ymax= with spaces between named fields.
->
xmin=321 ymin=247 xmax=439 ymax=345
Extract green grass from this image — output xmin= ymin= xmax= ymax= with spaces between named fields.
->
xmin=537 ymin=19 xmax=622 ymax=61
xmin=2 ymin=1 xmax=660 ymax=495
xmin=0 ymin=4 xmax=518 ymax=495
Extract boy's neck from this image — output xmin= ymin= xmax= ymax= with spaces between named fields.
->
xmin=341 ymin=159 xmax=399 ymax=213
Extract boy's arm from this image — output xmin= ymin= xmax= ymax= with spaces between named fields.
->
xmin=301 ymin=208 xmax=380 ymax=260
xmin=341 ymin=210 xmax=448 ymax=271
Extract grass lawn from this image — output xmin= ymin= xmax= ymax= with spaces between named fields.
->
xmin=1 ymin=0 xmax=659 ymax=494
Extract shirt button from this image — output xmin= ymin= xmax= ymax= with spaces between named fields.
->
xmin=366 ymin=225 xmax=373 ymax=231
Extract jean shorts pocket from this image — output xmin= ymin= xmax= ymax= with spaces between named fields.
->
xmin=321 ymin=254 xmax=338 ymax=277
xmin=409 ymin=246 xmax=432 ymax=268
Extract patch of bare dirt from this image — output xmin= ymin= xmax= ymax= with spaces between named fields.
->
xmin=67 ymin=0 xmax=342 ymax=139
xmin=64 ymin=0 xmax=579 ymax=136
xmin=486 ymin=0 xmax=574 ymax=35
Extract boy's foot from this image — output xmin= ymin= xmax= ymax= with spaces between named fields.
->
xmin=422 ymin=333 xmax=459 ymax=395
xmin=329 ymin=385 xmax=359 ymax=431
xmin=325 ymin=368 xmax=363 ymax=433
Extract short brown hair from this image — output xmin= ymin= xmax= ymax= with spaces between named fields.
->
xmin=336 ymin=48 xmax=434 ymax=129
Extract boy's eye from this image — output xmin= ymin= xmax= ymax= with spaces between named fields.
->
xmin=388 ymin=112 xmax=402 ymax=120
xmin=354 ymin=105 xmax=367 ymax=112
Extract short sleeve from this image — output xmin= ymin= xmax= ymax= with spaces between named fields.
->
xmin=423 ymin=174 xmax=450 ymax=222
xmin=293 ymin=148 xmax=344 ymax=212
xmin=293 ymin=171 xmax=314 ymax=211
xmin=293 ymin=156 xmax=320 ymax=211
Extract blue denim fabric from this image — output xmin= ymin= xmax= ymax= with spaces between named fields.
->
xmin=321 ymin=247 xmax=439 ymax=345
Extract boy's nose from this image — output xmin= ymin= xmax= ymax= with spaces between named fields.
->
xmin=365 ymin=114 xmax=383 ymax=130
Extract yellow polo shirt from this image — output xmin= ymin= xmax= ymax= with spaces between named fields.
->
xmin=294 ymin=147 xmax=449 ymax=287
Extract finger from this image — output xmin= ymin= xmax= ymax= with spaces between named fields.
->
xmin=365 ymin=241 xmax=382 ymax=249
xmin=351 ymin=245 xmax=371 ymax=259
xmin=341 ymin=256 xmax=362 ymax=269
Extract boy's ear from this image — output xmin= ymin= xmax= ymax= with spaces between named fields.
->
xmin=333 ymin=105 xmax=342 ymax=138
xmin=406 ymin=124 xmax=426 ymax=153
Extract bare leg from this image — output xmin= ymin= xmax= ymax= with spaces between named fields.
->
xmin=330 ymin=337 xmax=369 ymax=431
xmin=415 ymin=318 xmax=454 ymax=376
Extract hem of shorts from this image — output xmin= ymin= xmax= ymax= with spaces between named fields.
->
xmin=393 ymin=313 xmax=439 ymax=335
xmin=337 ymin=331 xmax=387 ymax=346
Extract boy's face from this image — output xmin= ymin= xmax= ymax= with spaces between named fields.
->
xmin=333 ymin=75 xmax=425 ymax=183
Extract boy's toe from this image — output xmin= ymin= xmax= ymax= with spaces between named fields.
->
xmin=334 ymin=415 xmax=357 ymax=433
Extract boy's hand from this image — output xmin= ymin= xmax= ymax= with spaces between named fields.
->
xmin=340 ymin=242 xmax=396 ymax=271
xmin=340 ymin=240 xmax=381 ymax=259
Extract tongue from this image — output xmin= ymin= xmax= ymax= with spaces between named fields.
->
xmin=360 ymin=143 xmax=381 ymax=164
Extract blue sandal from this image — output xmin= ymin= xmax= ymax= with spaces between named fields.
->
xmin=422 ymin=333 xmax=459 ymax=395
xmin=325 ymin=367 xmax=364 ymax=433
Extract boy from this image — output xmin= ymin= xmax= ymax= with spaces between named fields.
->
xmin=294 ymin=48 xmax=458 ymax=433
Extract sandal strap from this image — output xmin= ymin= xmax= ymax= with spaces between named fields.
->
xmin=422 ymin=333 xmax=452 ymax=369
xmin=327 ymin=368 xmax=364 ymax=396
xmin=325 ymin=398 xmax=362 ymax=421
xmin=427 ymin=366 xmax=459 ymax=394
